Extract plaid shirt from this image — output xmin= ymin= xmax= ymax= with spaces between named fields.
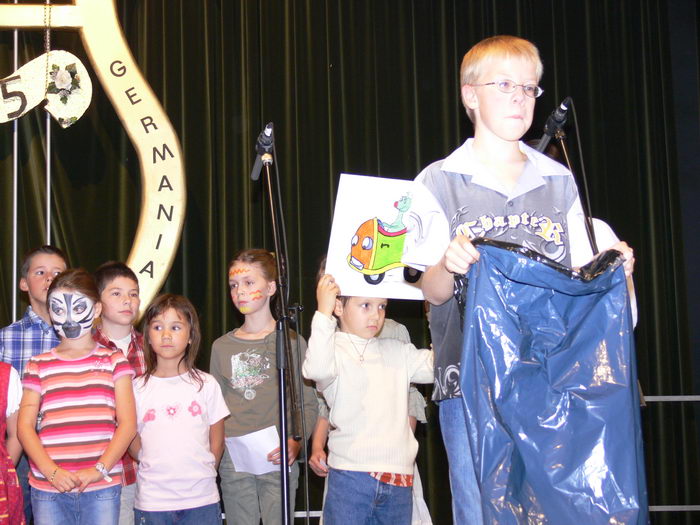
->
xmin=93 ymin=326 xmax=145 ymax=486
xmin=0 ymin=306 xmax=59 ymax=375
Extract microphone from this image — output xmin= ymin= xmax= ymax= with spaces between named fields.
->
xmin=536 ymin=97 xmax=572 ymax=152
xmin=256 ymin=122 xmax=274 ymax=155
xmin=251 ymin=122 xmax=274 ymax=181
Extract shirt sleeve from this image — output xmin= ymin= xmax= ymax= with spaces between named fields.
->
xmin=401 ymin=179 xmax=451 ymax=271
xmin=22 ymin=358 xmax=42 ymax=393
xmin=6 ymin=366 xmax=22 ymax=417
xmin=110 ymin=349 xmax=135 ymax=382
xmin=209 ymin=341 xmax=229 ymax=395
xmin=205 ymin=376 xmax=230 ymax=425
xmin=302 ymin=312 xmax=339 ymax=391
xmin=0 ymin=336 xmax=7 ymax=364
xmin=405 ymin=344 xmax=434 ymax=385
xmin=395 ymin=323 xmax=411 ymax=345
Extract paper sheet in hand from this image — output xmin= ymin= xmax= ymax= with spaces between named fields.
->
xmin=224 ymin=425 xmax=279 ymax=475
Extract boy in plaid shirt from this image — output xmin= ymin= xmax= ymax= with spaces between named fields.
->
xmin=0 ymin=245 xmax=68 ymax=522
xmin=93 ymin=261 xmax=145 ymax=525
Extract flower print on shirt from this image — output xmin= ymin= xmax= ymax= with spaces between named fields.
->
xmin=165 ymin=404 xmax=179 ymax=418
xmin=143 ymin=409 xmax=156 ymax=423
xmin=188 ymin=400 xmax=202 ymax=417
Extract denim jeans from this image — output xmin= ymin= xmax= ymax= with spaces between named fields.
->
xmin=323 ymin=468 xmax=412 ymax=525
xmin=439 ymin=397 xmax=484 ymax=525
xmin=31 ymin=484 xmax=121 ymax=525
xmin=17 ymin=453 xmax=32 ymax=523
xmin=133 ymin=502 xmax=222 ymax=525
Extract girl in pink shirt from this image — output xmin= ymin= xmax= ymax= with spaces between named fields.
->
xmin=128 ymin=294 xmax=229 ymax=525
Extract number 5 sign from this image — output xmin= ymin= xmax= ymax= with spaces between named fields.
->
xmin=0 ymin=50 xmax=92 ymax=127
xmin=0 ymin=0 xmax=186 ymax=317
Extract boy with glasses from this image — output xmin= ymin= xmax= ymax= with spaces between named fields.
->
xmin=403 ymin=35 xmax=635 ymax=523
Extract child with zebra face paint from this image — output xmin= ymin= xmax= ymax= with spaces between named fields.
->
xmin=17 ymin=269 xmax=136 ymax=525
xmin=49 ymin=288 xmax=97 ymax=340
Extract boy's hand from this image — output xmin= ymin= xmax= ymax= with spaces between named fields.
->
xmin=610 ymin=241 xmax=635 ymax=277
xmin=317 ymin=274 xmax=340 ymax=316
xmin=309 ymin=447 xmax=329 ymax=477
xmin=443 ymin=234 xmax=480 ymax=275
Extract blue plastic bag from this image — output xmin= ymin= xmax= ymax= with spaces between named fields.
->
xmin=459 ymin=239 xmax=648 ymax=525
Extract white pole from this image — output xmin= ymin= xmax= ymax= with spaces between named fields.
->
xmin=44 ymin=0 xmax=51 ymax=244
xmin=11 ymin=0 xmax=19 ymax=321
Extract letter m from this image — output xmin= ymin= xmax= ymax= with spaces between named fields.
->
xmin=152 ymin=143 xmax=175 ymax=163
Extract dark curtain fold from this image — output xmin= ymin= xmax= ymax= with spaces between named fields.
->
xmin=0 ymin=1 xmax=697 ymax=523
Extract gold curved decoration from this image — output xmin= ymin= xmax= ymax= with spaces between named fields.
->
xmin=0 ymin=0 xmax=186 ymax=317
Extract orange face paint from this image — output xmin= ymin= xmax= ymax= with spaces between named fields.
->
xmin=229 ymin=266 xmax=251 ymax=279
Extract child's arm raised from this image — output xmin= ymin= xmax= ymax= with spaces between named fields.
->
xmin=316 ymin=274 xmax=339 ymax=317
xmin=74 ymin=374 xmax=136 ymax=491
xmin=302 ymin=274 xmax=341 ymax=389
xmin=18 ymin=388 xmax=79 ymax=492
xmin=422 ymin=234 xmax=480 ymax=305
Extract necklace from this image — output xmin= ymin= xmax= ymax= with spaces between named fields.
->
xmin=347 ymin=333 xmax=371 ymax=363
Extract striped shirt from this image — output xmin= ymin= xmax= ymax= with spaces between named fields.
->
xmin=23 ymin=345 xmax=134 ymax=492
xmin=0 ymin=306 xmax=59 ymax=375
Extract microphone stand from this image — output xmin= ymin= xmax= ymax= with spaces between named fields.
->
xmin=252 ymin=123 xmax=303 ymax=525
xmin=536 ymin=99 xmax=599 ymax=255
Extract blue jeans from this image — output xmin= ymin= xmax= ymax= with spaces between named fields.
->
xmin=32 ymin=484 xmax=121 ymax=525
xmin=17 ymin=453 xmax=32 ymax=523
xmin=439 ymin=397 xmax=484 ymax=525
xmin=323 ymin=468 xmax=412 ymax=525
xmin=133 ymin=502 xmax=222 ymax=524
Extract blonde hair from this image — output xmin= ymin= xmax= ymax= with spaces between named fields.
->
xmin=460 ymin=35 xmax=543 ymax=120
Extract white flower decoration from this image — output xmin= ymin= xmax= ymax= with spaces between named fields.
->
xmin=54 ymin=69 xmax=72 ymax=90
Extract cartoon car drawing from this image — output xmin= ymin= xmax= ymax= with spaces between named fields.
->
xmin=346 ymin=195 xmax=422 ymax=285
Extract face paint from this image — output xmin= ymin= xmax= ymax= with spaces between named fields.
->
xmin=49 ymin=290 xmax=96 ymax=339
xmin=229 ymin=262 xmax=275 ymax=317
xmin=228 ymin=266 xmax=250 ymax=278
xmin=238 ymin=289 xmax=264 ymax=313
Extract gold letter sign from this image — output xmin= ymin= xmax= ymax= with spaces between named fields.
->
xmin=0 ymin=0 xmax=186 ymax=317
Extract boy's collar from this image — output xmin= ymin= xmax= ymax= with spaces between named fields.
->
xmin=27 ymin=303 xmax=53 ymax=327
xmin=442 ymin=138 xmax=570 ymax=176
xmin=440 ymin=138 xmax=570 ymax=199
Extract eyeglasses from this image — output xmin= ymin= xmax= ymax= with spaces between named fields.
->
xmin=471 ymin=79 xmax=544 ymax=99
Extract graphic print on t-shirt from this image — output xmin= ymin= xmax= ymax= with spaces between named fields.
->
xmin=451 ymin=206 xmax=568 ymax=263
xmin=230 ymin=350 xmax=271 ymax=400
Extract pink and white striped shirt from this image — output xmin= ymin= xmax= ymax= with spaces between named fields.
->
xmin=23 ymin=345 xmax=134 ymax=492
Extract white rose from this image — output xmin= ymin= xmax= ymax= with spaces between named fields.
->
xmin=55 ymin=70 xmax=72 ymax=90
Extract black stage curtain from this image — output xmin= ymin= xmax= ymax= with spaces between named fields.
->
xmin=0 ymin=1 xmax=697 ymax=523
